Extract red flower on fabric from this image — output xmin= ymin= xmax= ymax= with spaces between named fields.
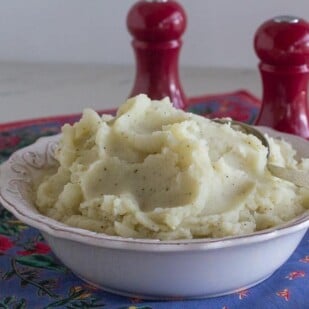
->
xmin=0 ymin=235 xmax=13 ymax=253
xmin=237 ymin=289 xmax=249 ymax=300
xmin=276 ymin=288 xmax=290 ymax=301
xmin=0 ymin=135 xmax=21 ymax=151
xmin=300 ymin=256 xmax=309 ymax=263
xmin=17 ymin=242 xmax=51 ymax=256
xmin=286 ymin=271 xmax=305 ymax=280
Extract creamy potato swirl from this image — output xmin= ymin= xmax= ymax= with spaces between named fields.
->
xmin=36 ymin=95 xmax=309 ymax=240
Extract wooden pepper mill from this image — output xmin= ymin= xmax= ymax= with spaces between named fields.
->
xmin=127 ymin=0 xmax=187 ymax=109
xmin=254 ymin=16 xmax=309 ymax=139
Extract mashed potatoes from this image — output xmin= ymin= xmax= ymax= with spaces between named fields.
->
xmin=35 ymin=94 xmax=309 ymax=240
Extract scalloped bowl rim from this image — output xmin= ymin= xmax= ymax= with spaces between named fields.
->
xmin=0 ymin=127 xmax=308 ymax=252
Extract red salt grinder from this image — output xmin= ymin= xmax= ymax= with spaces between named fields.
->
xmin=127 ymin=0 xmax=187 ymax=109
xmin=254 ymin=16 xmax=309 ymax=139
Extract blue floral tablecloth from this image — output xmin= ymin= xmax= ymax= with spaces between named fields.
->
xmin=0 ymin=91 xmax=308 ymax=308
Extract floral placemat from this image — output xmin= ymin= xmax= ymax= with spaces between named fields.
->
xmin=0 ymin=91 xmax=308 ymax=308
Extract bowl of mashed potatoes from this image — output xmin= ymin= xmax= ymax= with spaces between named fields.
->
xmin=0 ymin=94 xmax=308 ymax=299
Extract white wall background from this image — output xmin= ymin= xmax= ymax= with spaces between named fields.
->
xmin=0 ymin=0 xmax=308 ymax=69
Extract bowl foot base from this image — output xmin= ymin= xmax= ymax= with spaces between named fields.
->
xmin=72 ymin=271 xmax=274 ymax=300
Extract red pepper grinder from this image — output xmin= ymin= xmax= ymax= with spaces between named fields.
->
xmin=127 ymin=0 xmax=187 ymax=109
xmin=254 ymin=16 xmax=309 ymax=139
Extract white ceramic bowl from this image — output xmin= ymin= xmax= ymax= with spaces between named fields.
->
xmin=0 ymin=128 xmax=308 ymax=299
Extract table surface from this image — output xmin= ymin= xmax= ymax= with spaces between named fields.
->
xmin=0 ymin=62 xmax=261 ymax=123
